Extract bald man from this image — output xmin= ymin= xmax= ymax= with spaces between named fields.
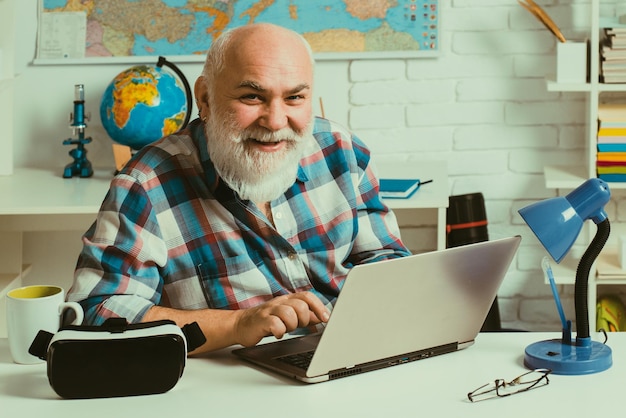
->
xmin=68 ymin=23 xmax=410 ymax=354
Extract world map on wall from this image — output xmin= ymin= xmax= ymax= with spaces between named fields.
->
xmin=41 ymin=0 xmax=439 ymax=59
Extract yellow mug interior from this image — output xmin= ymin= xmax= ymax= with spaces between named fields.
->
xmin=8 ymin=285 xmax=62 ymax=299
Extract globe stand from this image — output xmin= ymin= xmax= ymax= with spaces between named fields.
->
xmin=63 ymin=84 xmax=93 ymax=179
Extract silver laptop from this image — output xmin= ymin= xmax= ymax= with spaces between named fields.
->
xmin=232 ymin=235 xmax=521 ymax=383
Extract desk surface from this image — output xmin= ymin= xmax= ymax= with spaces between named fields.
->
xmin=0 ymin=332 xmax=622 ymax=417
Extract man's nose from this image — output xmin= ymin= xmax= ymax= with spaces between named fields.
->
xmin=259 ymin=100 xmax=288 ymax=131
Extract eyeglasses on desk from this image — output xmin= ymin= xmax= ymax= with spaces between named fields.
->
xmin=467 ymin=368 xmax=552 ymax=402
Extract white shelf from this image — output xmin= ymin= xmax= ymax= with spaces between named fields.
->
xmin=542 ymin=248 xmax=626 ymax=285
xmin=0 ymin=167 xmax=113 ymax=216
xmin=547 ymin=79 xmax=626 ymax=93
xmin=543 ymin=165 xmax=587 ymax=189
xmin=597 ymin=249 xmax=626 ymax=283
xmin=598 ymin=83 xmax=626 ymax=92
xmin=544 ymin=165 xmax=626 ymax=190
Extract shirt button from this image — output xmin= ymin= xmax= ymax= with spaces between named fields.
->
xmin=288 ymin=252 xmax=298 ymax=260
xmin=275 ymin=212 xmax=283 ymax=219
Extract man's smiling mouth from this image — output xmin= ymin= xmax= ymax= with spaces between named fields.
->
xmin=247 ymin=138 xmax=287 ymax=152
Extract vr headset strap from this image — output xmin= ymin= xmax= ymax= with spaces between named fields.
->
xmin=28 ymin=318 xmax=206 ymax=360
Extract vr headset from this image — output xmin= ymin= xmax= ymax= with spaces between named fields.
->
xmin=29 ymin=317 xmax=206 ymax=399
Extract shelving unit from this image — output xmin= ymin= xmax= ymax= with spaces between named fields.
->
xmin=544 ymin=0 xmax=626 ymax=331
xmin=545 ymin=1 xmax=626 ymax=189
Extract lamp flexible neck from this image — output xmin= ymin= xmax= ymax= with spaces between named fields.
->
xmin=575 ymin=218 xmax=610 ymax=339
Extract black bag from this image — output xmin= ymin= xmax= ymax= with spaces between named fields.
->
xmin=29 ymin=318 xmax=205 ymax=399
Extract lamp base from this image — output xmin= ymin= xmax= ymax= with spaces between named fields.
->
xmin=524 ymin=337 xmax=612 ymax=375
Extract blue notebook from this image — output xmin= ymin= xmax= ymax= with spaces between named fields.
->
xmin=379 ymin=179 xmax=421 ymax=199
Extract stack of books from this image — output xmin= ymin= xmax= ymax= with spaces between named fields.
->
xmin=597 ymin=102 xmax=626 ymax=181
xmin=601 ymin=27 xmax=626 ymax=83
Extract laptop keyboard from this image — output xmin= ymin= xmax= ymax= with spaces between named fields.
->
xmin=276 ymin=350 xmax=315 ymax=369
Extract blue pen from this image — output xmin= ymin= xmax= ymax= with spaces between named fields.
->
xmin=542 ymin=256 xmax=568 ymax=331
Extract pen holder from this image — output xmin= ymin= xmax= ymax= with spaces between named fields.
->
xmin=556 ymin=41 xmax=587 ymax=83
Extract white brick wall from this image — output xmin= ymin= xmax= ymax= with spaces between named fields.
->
xmin=347 ymin=0 xmax=626 ymax=331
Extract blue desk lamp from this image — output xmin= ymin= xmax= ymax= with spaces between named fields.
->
xmin=518 ymin=178 xmax=612 ymax=375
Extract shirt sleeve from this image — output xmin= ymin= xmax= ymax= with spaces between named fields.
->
xmin=67 ymin=174 xmax=168 ymax=325
xmin=345 ymin=134 xmax=412 ymax=266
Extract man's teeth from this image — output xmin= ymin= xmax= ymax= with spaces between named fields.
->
xmin=253 ymin=138 xmax=280 ymax=143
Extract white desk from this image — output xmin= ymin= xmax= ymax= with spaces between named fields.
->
xmin=0 ymin=332 xmax=622 ymax=416
xmin=0 ymin=163 xmax=449 ymax=302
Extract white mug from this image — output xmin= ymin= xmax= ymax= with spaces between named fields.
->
xmin=6 ymin=285 xmax=84 ymax=364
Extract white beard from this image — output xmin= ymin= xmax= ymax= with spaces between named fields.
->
xmin=204 ymin=110 xmax=314 ymax=203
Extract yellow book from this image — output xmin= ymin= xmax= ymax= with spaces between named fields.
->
xmin=598 ymin=127 xmax=626 ymax=136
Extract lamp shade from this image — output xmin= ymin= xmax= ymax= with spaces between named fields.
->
xmin=518 ymin=178 xmax=610 ymax=263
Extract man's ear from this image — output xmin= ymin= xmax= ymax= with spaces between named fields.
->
xmin=194 ymin=76 xmax=210 ymax=120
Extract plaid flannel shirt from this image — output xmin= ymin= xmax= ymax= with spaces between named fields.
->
xmin=68 ymin=117 xmax=410 ymax=324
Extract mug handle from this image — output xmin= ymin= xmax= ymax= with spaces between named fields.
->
xmin=29 ymin=302 xmax=86 ymax=360
xmin=59 ymin=302 xmax=84 ymax=326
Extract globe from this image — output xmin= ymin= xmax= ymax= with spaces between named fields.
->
xmin=100 ymin=59 xmax=190 ymax=150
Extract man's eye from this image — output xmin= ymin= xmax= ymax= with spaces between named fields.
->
xmin=241 ymin=94 xmax=261 ymax=101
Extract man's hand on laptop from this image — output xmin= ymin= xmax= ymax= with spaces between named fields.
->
xmin=234 ymin=292 xmax=330 ymax=347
